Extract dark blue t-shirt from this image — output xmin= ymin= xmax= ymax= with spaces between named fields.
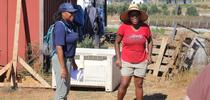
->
xmin=53 ymin=20 xmax=78 ymax=58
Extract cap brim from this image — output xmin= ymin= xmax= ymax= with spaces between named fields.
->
xmin=120 ymin=10 xmax=148 ymax=24
xmin=67 ymin=9 xmax=77 ymax=13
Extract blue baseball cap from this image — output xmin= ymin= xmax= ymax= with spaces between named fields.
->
xmin=59 ymin=3 xmax=77 ymax=13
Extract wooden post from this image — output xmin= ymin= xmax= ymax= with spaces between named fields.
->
xmin=0 ymin=0 xmax=51 ymax=89
xmin=7 ymin=0 xmax=22 ymax=87
xmin=18 ymin=57 xmax=50 ymax=87
xmin=206 ymin=21 xmax=209 ymax=29
xmin=189 ymin=20 xmax=192 ymax=27
xmin=0 ymin=62 xmax=12 ymax=76
xmin=198 ymin=20 xmax=201 ymax=28
xmin=153 ymin=37 xmax=169 ymax=76
xmin=162 ymin=37 xmax=185 ymax=79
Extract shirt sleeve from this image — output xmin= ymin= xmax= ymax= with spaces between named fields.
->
xmin=54 ymin=21 xmax=65 ymax=46
xmin=117 ymin=24 xmax=125 ymax=36
xmin=144 ymin=24 xmax=152 ymax=40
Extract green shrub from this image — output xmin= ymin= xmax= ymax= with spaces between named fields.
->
xmin=152 ymin=28 xmax=165 ymax=35
xmin=161 ymin=4 xmax=168 ymax=11
xmin=117 ymin=3 xmax=129 ymax=14
xmin=172 ymin=8 xmax=176 ymax=15
xmin=107 ymin=3 xmax=129 ymax=15
xmin=105 ymin=27 xmax=118 ymax=33
xmin=139 ymin=4 xmax=148 ymax=12
xmin=148 ymin=5 xmax=160 ymax=15
xmin=161 ymin=4 xmax=169 ymax=15
xmin=162 ymin=10 xmax=170 ymax=15
xmin=172 ymin=6 xmax=182 ymax=16
xmin=107 ymin=5 xmax=117 ymax=15
xmin=177 ymin=6 xmax=182 ymax=15
xmin=186 ymin=6 xmax=199 ymax=16
xmin=77 ymin=36 xmax=94 ymax=48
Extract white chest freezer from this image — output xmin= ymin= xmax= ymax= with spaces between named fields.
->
xmin=52 ymin=48 xmax=121 ymax=92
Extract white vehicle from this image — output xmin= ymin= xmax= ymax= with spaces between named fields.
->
xmin=131 ymin=0 xmax=145 ymax=4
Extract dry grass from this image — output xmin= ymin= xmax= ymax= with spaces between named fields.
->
xmin=1 ymin=33 xmax=208 ymax=100
xmin=0 ymin=68 xmax=202 ymax=100
xmin=170 ymin=69 xmax=200 ymax=88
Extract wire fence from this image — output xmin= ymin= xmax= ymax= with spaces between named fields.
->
xmin=108 ymin=15 xmax=210 ymax=29
xmin=147 ymin=15 xmax=210 ymax=29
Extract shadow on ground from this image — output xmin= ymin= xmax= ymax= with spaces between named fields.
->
xmin=70 ymin=84 xmax=120 ymax=92
xmin=143 ymin=93 xmax=167 ymax=100
xmin=70 ymin=87 xmax=105 ymax=92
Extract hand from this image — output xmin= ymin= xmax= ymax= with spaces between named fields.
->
xmin=61 ymin=67 xmax=68 ymax=79
xmin=148 ymin=56 xmax=152 ymax=64
xmin=116 ymin=59 xmax=122 ymax=69
xmin=72 ymin=62 xmax=78 ymax=70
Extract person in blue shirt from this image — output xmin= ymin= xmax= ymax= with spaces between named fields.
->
xmin=52 ymin=3 xmax=78 ymax=100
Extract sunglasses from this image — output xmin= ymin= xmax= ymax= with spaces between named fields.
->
xmin=129 ymin=11 xmax=140 ymax=17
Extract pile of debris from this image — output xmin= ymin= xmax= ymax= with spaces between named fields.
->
xmin=147 ymin=25 xmax=209 ymax=79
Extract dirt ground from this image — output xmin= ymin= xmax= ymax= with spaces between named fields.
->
xmin=0 ymin=74 xmax=191 ymax=100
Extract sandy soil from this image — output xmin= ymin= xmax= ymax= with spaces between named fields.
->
xmin=0 ymin=75 xmax=189 ymax=100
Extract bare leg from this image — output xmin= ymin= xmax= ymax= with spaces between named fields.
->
xmin=117 ymin=76 xmax=132 ymax=100
xmin=134 ymin=76 xmax=144 ymax=100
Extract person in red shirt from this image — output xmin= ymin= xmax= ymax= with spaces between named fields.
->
xmin=114 ymin=4 xmax=152 ymax=100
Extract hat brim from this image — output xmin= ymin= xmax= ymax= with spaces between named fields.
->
xmin=66 ymin=9 xmax=77 ymax=13
xmin=120 ymin=10 xmax=148 ymax=24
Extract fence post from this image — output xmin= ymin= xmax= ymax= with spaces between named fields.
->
xmin=198 ymin=20 xmax=201 ymax=28
xmin=148 ymin=18 xmax=150 ymax=25
xmin=181 ymin=19 xmax=184 ymax=25
xmin=172 ymin=20 xmax=175 ymax=27
xmin=188 ymin=20 xmax=192 ymax=27
xmin=164 ymin=19 xmax=167 ymax=26
xmin=206 ymin=21 xmax=209 ymax=29
xmin=156 ymin=17 xmax=158 ymax=26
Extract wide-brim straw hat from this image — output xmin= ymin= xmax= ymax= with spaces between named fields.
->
xmin=120 ymin=4 xmax=148 ymax=23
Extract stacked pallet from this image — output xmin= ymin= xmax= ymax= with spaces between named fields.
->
xmin=147 ymin=34 xmax=186 ymax=77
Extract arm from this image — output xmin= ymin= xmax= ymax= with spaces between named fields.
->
xmin=114 ymin=34 xmax=123 ymax=68
xmin=56 ymin=46 xmax=68 ymax=79
xmin=147 ymin=36 xmax=153 ymax=63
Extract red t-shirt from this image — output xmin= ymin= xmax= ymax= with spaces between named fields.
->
xmin=117 ymin=23 xmax=151 ymax=63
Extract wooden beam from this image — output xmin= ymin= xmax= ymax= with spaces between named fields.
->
xmin=162 ymin=34 xmax=187 ymax=79
xmin=0 ymin=62 xmax=12 ymax=76
xmin=152 ymin=48 xmax=175 ymax=56
xmin=153 ymin=37 xmax=169 ymax=76
xmin=162 ymin=41 xmax=182 ymax=78
xmin=152 ymin=56 xmax=172 ymax=64
xmin=6 ymin=0 xmax=22 ymax=87
xmin=147 ymin=64 xmax=167 ymax=72
xmin=12 ymin=0 xmax=22 ymax=74
xmin=39 ymin=0 xmax=44 ymax=72
xmin=18 ymin=57 xmax=51 ymax=88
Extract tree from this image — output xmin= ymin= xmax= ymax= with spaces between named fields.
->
xmin=186 ymin=6 xmax=199 ymax=16
xmin=161 ymin=4 xmax=169 ymax=15
xmin=148 ymin=4 xmax=160 ymax=15
xmin=139 ymin=4 xmax=148 ymax=12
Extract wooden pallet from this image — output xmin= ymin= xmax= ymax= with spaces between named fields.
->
xmin=147 ymin=34 xmax=186 ymax=77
